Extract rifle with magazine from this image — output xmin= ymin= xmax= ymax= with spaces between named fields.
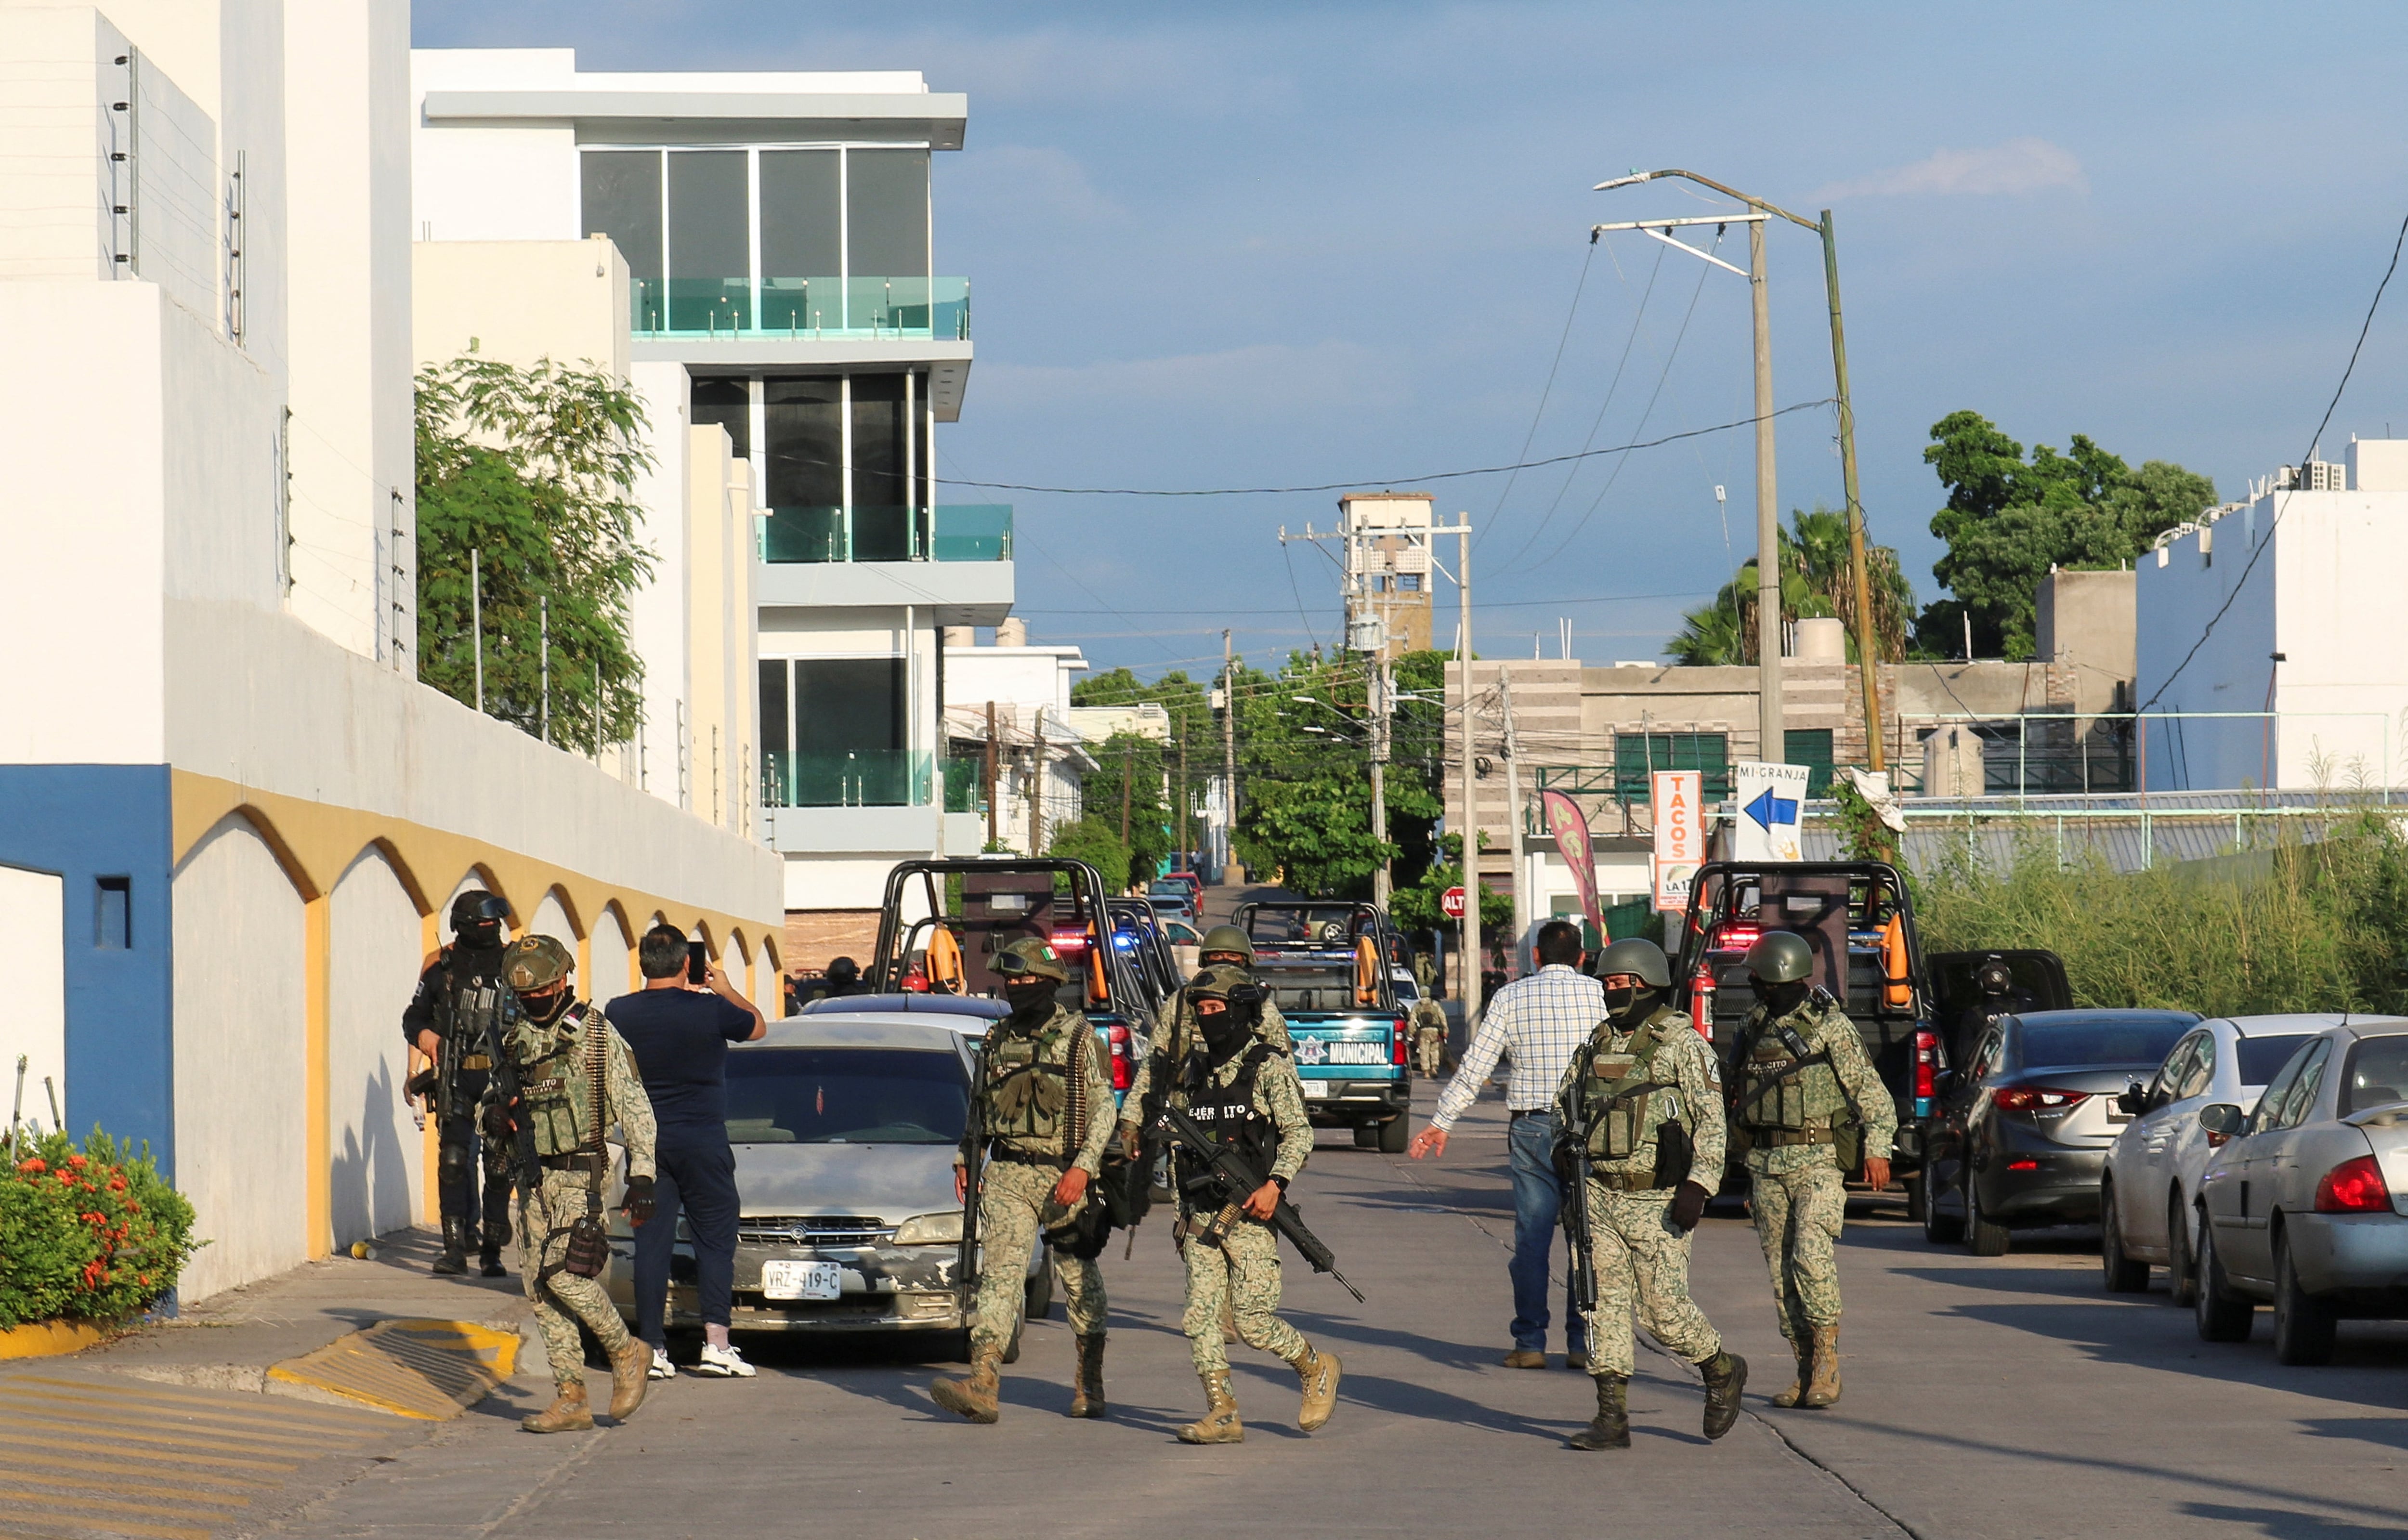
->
xmin=1152 ymin=1101 xmax=1365 ymax=1303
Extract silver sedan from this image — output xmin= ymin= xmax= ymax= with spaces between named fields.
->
xmin=2193 ymin=1019 xmax=2408 ymax=1363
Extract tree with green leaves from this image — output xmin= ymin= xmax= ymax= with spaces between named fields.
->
xmin=1231 ymin=650 xmax=1446 ymax=897
xmin=1045 ymin=814 xmax=1131 ymax=893
xmin=415 ymin=354 xmax=655 ymax=753
xmin=1916 ymin=410 xmax=2217 ymax=660
xmin=1072 ymin=667 xmax=1216 ymax=863
xmin=1669 ymin=506 xmax=1914 ymax=666
xmin=1388 ymin=833 xmax=1512 ymax=935
xmin=1069 ymin=729 xmax=1175 ymax=889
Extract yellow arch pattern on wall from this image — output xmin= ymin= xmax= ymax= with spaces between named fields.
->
xmin=170 ymin=770 xmax=783 ymax=1258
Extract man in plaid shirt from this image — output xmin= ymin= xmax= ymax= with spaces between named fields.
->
xmin=1409 ymin=920 xmax=1603 ymax=1369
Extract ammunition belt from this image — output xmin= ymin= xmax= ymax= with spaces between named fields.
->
xmin=1745 ymin=1127 xmax=1834 ymax=1148
xmin=539 ymin=1151 xmax=608 ymax=1174
xmin=457 ymin=1055 xmax=492 ymax=1070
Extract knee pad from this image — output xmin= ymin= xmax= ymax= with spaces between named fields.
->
xmin=438 ymin=1143 xmax=475 ymax=1181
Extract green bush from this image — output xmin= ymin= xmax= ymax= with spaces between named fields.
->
xmin=0 ymin=1129 xmax=197 ymax=1329
xmin=1914 ymin=814 xmax=2408 ymax=1016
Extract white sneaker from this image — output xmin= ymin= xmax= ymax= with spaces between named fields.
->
xmin=690 ymin=1342 xmax=755 ymax=1378
xmin=648 ymin=1346 xmax=677 ymax=1380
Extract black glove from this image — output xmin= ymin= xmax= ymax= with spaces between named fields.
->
xmin=621 ymin=1175 xmax=657 ymax=1228
xmin=405 ymin=1067 xmax=438 ymax=1100
xmin=1669 ymin=1179 xmax=1711 ymax=1233
xmin=480 ymin=1099 xmax=518 ymax=1143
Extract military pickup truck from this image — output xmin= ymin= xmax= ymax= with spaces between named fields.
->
xmin=1233 ymin=900 xmax=1414 ymax=1152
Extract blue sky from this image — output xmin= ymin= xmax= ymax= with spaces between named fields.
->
xmin=417 ymin=1 xmax=2408 ymax=677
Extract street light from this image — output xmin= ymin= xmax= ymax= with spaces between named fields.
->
xmin=1593 ymin=168 xmax=1886 ymax=773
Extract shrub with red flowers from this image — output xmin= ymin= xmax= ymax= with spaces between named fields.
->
xmin=0 ymin=1128 xmax=196 ymax=1328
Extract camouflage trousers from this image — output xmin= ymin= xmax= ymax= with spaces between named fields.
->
xmin=516 ymin=1167 xmax=631 ymax=1387
xmin=1747 ymin=1149 xmax=1848 ymax=1345
xmin=1578 ymin=1184 xmax=1721 ymax=1379
xmin=968 ymin=1161 xmax=1107 ymax=1356
xmin=1413 ymin=1028 xmax=1446 ymax=1076
xmin=1182 ymin=1214 xmax=1309 ymax=1376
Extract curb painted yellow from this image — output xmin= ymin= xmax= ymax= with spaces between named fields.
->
xmin=265 ymin=1318 xmax=520 ymax=1420
xmin=0 ymin=1318 xmax=125 ymax=1359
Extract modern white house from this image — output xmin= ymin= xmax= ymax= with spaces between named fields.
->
xmin=2135 ymin=436 xmax=2408 ymax=792
xmin=942 ymin=627 xmax=1099 ymax=861
xmin=0 ymin=4 xmax=783 ymax=1303
xmin=410 ymin=49 xmax=1010 ymax=972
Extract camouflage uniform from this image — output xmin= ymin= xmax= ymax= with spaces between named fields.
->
xmin=490 ymin=1000 xmax=657 ymax=1393
xmin=959 ymin=1002 xmax=1116 ymax=1358
xmin=1178 ymin=1043 xmax=1315 ymax=1378
xmin=1409 ymin=999 xmax=1449 ymax=1076
xmin=1125 ymin=984 xmax=1291 ymax=1111
xmin=1732 ymin=995 xmax=1896 ymax=1352
xmin=1554 ymin=1004 xmax=1727 ymax=1380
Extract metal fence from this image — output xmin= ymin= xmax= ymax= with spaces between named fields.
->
xmin=1799 ymin=788 xmax=2407 ymax=876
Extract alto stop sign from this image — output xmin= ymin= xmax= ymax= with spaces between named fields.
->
xmin=1440 ymin=886 xmax=1467 ymax=919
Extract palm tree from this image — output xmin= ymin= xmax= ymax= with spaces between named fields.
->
xmin=1668 ymin=505 xmax=1913 ymax=665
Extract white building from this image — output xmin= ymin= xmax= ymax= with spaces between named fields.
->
xmin=942 ymin=628 xmax=1097 ymax=860
xmin=0 ymin=5 xmax=784 ymax=1304
xmin=2135 ymin=437 xmax=2408 ymax=792
xmin=410 ymin=49 xmax=1009 ymax=974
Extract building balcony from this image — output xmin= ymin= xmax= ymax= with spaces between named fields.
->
xmin=757 ymin=505 xmax=1010 ymax=565
xmin=763 ymin=749 xmax=933 ymax=809
xmin=635 ymin=276 xmax=968 ymax=340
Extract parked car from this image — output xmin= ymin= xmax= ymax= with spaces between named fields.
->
xmin=606 ymin=1014 xmax=1051 ymax=1359
xmin=1148 ymin=894 xmax=1198 ymax=928
xmin=1920 ymin=1008 xmax=2200 ymax=1255
xmin=1157 ymin=871 xmax=1204 ymax=908
xmin=2098 ymin=1015 xmax=2328 ymax=1301
xmin=2192 ymin=1018 xmax=2408 ymax=1363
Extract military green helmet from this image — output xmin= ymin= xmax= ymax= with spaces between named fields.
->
xmin=995 ymin=936 xmax=1070 ymax=984
xmin=1198 ymin=925 xmax=1253 ymax=963
xmin=1187 ymin=964 xmax=1251 ymax=998
xmin=504 ymin=934 xmax=575 ymax=992
xmin=1743 ymin=930 xmax=1815 ymax=985
xmin=1593 ymin=937 xmax=1672 ymax=989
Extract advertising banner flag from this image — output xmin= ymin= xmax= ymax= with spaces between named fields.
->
xmin=1650 ymin=770 xmax=1704 ymax=913
xmin=1541 ymin=789 xmax=1601 ymax=940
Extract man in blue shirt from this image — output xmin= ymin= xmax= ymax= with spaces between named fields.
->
xmin=607 ymin=925 xmax=767 ymax=1378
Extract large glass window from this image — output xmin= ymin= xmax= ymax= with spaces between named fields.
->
xmin=666 ymin=150 xmax=750 ymax=332
xmin=850 ymin=374 xmax=909 ymax=560
xmin=692 ymin=377 xmax=750 ymax=460
xmin=581 ymin=150 xmax=662 ymax=285
xmin=847 ymin=148 xmax=930 ymax=329
xmin=759 ymin=150 xmax=841 ymax=331
xmin=759 ymin=657 xmax=914 ymax=805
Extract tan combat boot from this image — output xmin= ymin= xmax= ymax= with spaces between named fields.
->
xmin=607 ymin=1335 xmax=650 ymax=1421
xmin=1177 ymin=1370 xmax=1243 ymax=1444
xmin=930 ymin=1346 xmax=1003 ymax=1424
xmin=1564 ymin=1372 xmax=1629 ymax=1450
xmin=1068 ymin=1332 xmax=1108 ymax=1419
xmin=521 ymin=1381 xmax=593 ymax=1434
xmin=1769 ymin=1340 xmax=1813 ymax=1408
xmin=1292 ymin=1343 xmax=1342 ymax=1433
xmin=1802 ymin=1325 xmax=1842 ymax=1408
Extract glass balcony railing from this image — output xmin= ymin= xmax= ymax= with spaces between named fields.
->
xmin=762 ymin=749 xmax=932 ymax=809
xmin=942 ymin=757 xmax=988 ymax=815
xmin=757 ymin=505 xmax=1013 ymax=564
xmin=635 ymin=276 xmax=970 ymax=340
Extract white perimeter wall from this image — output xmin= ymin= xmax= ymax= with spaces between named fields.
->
xmin=628 ymin=361 xmax=694 ymax=812
xmin=591 ymin=902 xmax=634 ymax=1007
xmin=530 ymin=891 xmax=573 ymax=954
xmin=0 ymin=866 xmax=66 ymax=1134
xmin=327 ymin=844 xmax=423 ymax=1246
xmin=173 ymin=814 xmax=305 ymax=1302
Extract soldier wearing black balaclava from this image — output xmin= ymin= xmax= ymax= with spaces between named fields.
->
xmin=401 ymin=891 xmax=519 ymax=1276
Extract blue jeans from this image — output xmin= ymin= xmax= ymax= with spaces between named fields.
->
xmin=634 ymin=1127 xmax=740 ymax=1347
xmin=1506 ymin=1110 xmax=1584 ymax=1355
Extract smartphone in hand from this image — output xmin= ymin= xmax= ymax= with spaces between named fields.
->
xmin=686 ymin=940 xmax=709 ymax=985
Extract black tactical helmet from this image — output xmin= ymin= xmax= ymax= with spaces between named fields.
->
xmin=450 ymin=890 xmax=509 ymax=934
xmin=1199 ymin=925 xmax=1253 ymax=962
xmin=1976 ymin=958 xmax=2013 ymax=995
xmin=1593 ymin=937 xmax=1672 ymax=989
xmin=1744 ymin=930 xmax=1815 ymax=985
xmin=826 ymin=956 xmax=860 ymax=983
xmin=995 ymin=936 xmax=1070 ymax=983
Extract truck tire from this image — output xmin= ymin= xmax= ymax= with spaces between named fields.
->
xmin=1378 ymin=1115 xmax=1409 ymax=1154
xmin=2194 ymin=1220 xmax=2254 ymax=1343
xmin=1353 ymin=1123 xmax=1381 ymax=1149
xmin=2273 ymin=1231 xmax=2338 ymax=1366
xmin=2101 ymin=1183 xmax=2149 ymax=1292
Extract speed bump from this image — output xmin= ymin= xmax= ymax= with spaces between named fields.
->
xmin=266 ymin=1318 xmax=519 ymax=1421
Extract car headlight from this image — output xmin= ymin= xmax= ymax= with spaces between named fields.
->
xmin=894 ymin=1210 xmax=965 ymax=1246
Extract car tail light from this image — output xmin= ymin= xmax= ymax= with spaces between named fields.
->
xmin=2007 ymin=1158 xmax=2038 ymax=1172
xmin=1992 ymin=1085 xmax=2089 ymax=1113
xmin=1714 ymin=925 xmax=1760 ymax=952
xmin=1913 ymin=1029 xmax=1937 ymax=1119
xmin=2315 ymin=1154 xmax=2392 ymax=1214
xmin=1391 ymin=1019 xmax=1409 ymax=1067
xmin=1107 ymin=1022 xmax=1132 ymax=1092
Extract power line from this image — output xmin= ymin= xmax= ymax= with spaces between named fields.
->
xmin=940 ymin=402 xmax=1833 ymax=497
xmin=1477 ymin=238 xmax=1599 ymax=552
xmin=2136 ymin=208 xmax=2408 ymax=715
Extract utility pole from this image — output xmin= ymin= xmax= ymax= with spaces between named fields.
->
xmin=1423 ymin=515 xmax=1478 ymax=1023
xmin=1221 ymin=629 xmax=1237 ymax=875
xmin=1369 ymin=652 xmax=1391 ymax=906
xmin=470 ymin=548 xmax=484 ymax=714
xmin=1499 ymin=670 xmax=1527 ymax=978
xmin=983 ymin=700 xmax=999 ymax=849
xmin=539 ymin=595 xmax=550 ymax=746
xmin=1747 ymin=217 xmax=1782 ymax=767
xmin=1030 ymin=706 xmax=1048 ymax=855
xmin=1119 ymin=742 xmax=1133 ymax=846
xmin=1178 ymin=727 xmax=1190 ymax=873
xmin=1820 ymin=209 xmax=1885 ymax=770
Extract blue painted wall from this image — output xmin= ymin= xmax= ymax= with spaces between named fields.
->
xmin=0 ymin=765 xmax=174 ymax=1175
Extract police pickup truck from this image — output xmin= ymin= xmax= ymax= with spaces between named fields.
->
xmin=1234 ymin=900 xmax=1413 ymax=1152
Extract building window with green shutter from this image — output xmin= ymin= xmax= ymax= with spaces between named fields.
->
xmin=1782 ymin=729 xmax=1835 ymax=797
xmin=1612 ymin=732 xmax=1730 ymax=804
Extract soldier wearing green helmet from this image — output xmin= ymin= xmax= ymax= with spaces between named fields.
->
xmin=930 ymin=936 xmax=1117 ymax=1425
xmin=1732 ymin=929 xmax=1896 ymax=1412
xmin=1122 ymin=923 xmax=1292 ymax=1134
xmin=480 ymin=934 xmax=659 ymax=1433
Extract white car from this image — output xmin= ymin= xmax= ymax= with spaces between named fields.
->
xmin=2099 ymin=1014 xmax=2369 ymax=1301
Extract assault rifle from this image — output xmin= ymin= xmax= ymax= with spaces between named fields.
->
xmin=479 ymin=985 xmax=542 ymax=1186
xmin=954 ymin=1032 xmax=989 ymax=1318
xmin=1555 ymin=1084 xmax=1600 ymax=1327
xmin=1153 ymin=1101 xmax=1365 ymax=1303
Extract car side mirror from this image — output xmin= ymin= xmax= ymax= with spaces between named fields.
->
xmin=2198 ymin=1103 xmax=2245 ymax=1140
xmin=2116 ymin=1081 xmax=2146 ymax=1116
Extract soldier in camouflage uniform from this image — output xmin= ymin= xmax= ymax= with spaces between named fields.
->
xmin=1730 ymin=931 xmax=1896 ymax=1410
xmin=1144 ymin=966 xmax=1340 ymax=1445
xmin=931 ymin=938 xmax=1116 ymax=1424
xmin=1124 ymin=926 xmax=1291 ymax=1117
xmin=1554 ymin=938 xmax=1746 ymax=1449
xmin=481 ymin=935 xmax=658 ymax=1434
xmin=1410 ymin=990 xmax=1450 ymax=1076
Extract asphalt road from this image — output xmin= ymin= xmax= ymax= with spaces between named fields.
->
xmin=272 ymin=1078 xmax=2408 ymax=1540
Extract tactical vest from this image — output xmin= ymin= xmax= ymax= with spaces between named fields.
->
xmin=1735 ymin=1009 xmax=1850 ymax=1133
xmin=982 ymin=1013 xmax=1075 ymax=1145
xmin=508 ymin=1005 xmax=603 ymax=1159
xmin=1578 ymin=1007 xmax=1693 ymax=1161
xmin=439 ymin=948 xmax=509 ymax=1071
xmin=1177 ymin=1043 xmax=1279 ymax=1197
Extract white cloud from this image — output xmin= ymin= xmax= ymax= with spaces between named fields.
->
xmin=1817 ymin=136 xmax=2088 ymax=200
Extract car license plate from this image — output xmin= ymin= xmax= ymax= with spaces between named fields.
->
xmin=761 ymin=1260 xmax=843 ymax=1301
xmin=1304 ymin=1080 xmax=1335 ymax=1099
